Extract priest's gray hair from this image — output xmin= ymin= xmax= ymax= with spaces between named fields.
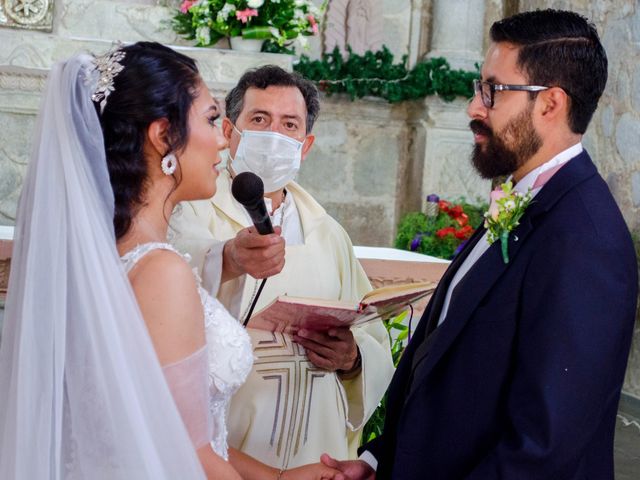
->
xmin=225 ymin=65 xmax=320 ymax=134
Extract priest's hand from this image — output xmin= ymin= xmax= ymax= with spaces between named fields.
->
xmin=320 ymin=454 xmax=375 ymax=480
xmin=222 ymin=226 xmax=285 ymax=282
xmin=293 ymin=327 xmax=360 ymax=374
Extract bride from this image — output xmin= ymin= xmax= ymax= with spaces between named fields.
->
xmin=0 ymin=42 xmax=341 ymax=480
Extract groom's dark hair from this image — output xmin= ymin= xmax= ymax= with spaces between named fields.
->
xmin=491 ymin=9 xmax=607 ymax=134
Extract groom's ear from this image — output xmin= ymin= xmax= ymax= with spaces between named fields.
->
xmin=146 ymin=118 xmax=171 ymax=157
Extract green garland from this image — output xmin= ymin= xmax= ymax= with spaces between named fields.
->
xmin=294 ymin=46 xmax=479 ymax=103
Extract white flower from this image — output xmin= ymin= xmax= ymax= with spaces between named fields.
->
xmin=269 ymin=27 xmax=282 ymax=39
xmin=297 ymin=35 xmax=309 ymax=49
xmin=504 ymin=200 xmax=516 ymax=211
xmin=294 ymin=0 xmax=306 ymax=6
xmin=217 ymin=2 xmax=235 ymax=21
xmin=293 ymin=8 xmax=305 ymax=20
xmin=308 ymin=4 xmax=321 ymax=16
xmin=247 ymin=0 xmax=264 ymax=7
xmin=196 ymin=25 xmax=211 ymax=45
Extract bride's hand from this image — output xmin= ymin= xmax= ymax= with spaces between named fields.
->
xmin=281 ymin=462 xmax=345 ymax=480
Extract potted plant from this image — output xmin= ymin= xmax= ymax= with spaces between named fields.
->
xmin=395 ymin=195 xmax=487 ymax=260
xmin=172 ymin=0 xmax=324 ymax=52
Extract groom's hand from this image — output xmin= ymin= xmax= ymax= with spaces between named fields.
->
xmin=294 ymin=327 xmax=359 ymax=373
xmin=320 ymin=454 xmax=375 ymax=480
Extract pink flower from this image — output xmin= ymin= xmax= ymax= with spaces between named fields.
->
xmin=488 ymin=188 xmax=506 ymax=220
xmin=180 ymin=0 xmax=196 ymax=14
xmin=308 ymin=15 xmax=319 ymax=35
xmin=236 ymin=8 xmax=258 ymax=24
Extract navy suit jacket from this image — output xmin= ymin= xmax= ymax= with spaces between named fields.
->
xmin=365 ymin=151 xmax=638 ymax=479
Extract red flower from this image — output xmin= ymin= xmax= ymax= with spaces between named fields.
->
xmin=438 ymin=200 xmax=451 ymax=213
xmin=455 ymin=213 xmax=469 ymax=227
xmin=449 ymin=205 xmax=463 ymax=217
xmin=436 ymin=227 xmax=456 ymax=238
xmin=454 ymin=225 xmax=474 ymax=239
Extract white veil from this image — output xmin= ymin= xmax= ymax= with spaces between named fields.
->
xmin=0 ymin=55 xmax=205 ymax=479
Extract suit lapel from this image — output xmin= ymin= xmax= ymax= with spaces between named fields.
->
xmin=405 ymin=225 xmax=487 ymax=372
xmin=405 ymin=151 xmax=598 ymax=397
xmin=407 ymin=215 xmax=534 ymax=391
xmin=424 ymin=227 xmax=487 ymax=335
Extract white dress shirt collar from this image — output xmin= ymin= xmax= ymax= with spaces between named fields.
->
xmin=511 ymin=142 xmax=583 ymax=194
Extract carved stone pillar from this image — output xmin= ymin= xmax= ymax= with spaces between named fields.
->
xmin=324 ymin=0 xmax=383 ymax=56
xmin=426 ymin=0 xmax=485 ymax=71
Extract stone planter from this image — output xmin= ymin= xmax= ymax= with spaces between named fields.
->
xmin=229 ymin=37 xmax=264 ymax=52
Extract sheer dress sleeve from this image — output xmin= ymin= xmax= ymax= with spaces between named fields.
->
xmin=162 ymin=346 xmax=212 ymax=449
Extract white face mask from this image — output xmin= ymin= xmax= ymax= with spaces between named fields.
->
xmin=230 ymin=127 xmax=304 ymax=193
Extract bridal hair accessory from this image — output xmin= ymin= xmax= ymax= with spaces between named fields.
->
xmin=161 ymin=152 xmax=177 ymax=175
xmin=484 ymin=181 xmax=532 ymax=264
xmin=91 ymin=46 xmax=126 ymax=114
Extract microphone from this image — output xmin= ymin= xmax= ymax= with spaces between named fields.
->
xmin=231 ymin=172 xmax=274 ymax=235
xmin=230 ymin=171 xmax=276 ymax=327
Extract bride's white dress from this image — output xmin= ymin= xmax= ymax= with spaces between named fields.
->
xmin=121 ymin=242 xmax=253 ymax=459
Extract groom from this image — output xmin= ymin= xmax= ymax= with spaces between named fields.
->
xmin=322 ymin=9 xmax=638 ymax=480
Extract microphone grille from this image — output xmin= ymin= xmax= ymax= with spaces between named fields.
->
xmin=231 ymin=172 xmax=264 ymax=207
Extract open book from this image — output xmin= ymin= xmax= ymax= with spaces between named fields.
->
xmin=245 ymin=281 xmax=436 ymax=333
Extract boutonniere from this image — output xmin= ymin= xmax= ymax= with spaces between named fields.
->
xmin=484 ymin=181 xmax=533 ymax=264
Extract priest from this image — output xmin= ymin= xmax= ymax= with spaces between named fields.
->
xmin=170 ymin=65 xmax=394 ymax=472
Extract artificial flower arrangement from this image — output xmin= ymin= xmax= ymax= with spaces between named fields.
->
xmin=172 ymin=0 xmax=324 ymax=50
xmin=395 ymin=195 xmax=486 ymax=260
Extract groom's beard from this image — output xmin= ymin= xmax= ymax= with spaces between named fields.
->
xmin=470 ymin=105 xmax=542 ymax=180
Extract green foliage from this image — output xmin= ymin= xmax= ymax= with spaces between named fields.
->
xmin=395 ymin=200 xmax=487 ymax=260
xmin=362 ymin=310 xmax=409 ymax=443
xmin=294 ymin=46 xmax=479 ymax=103
xmin=261 ymin=40 xmax=297 ymax=55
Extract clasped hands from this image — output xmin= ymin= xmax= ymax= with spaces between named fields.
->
xmin=284 ymin=455 xmax=375 ymax=480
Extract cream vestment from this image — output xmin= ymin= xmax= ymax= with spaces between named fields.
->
xmin=170 ymin=170 xmax=394 ymax=469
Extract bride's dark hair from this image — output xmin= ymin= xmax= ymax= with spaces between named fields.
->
xmin=95 ymin=41 xmax=200 ymax=239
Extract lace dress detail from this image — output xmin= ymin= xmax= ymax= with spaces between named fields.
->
xmin=121 ymin=242 xmax=253 ymax=460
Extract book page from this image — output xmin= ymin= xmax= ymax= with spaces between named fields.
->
xmin=360 ymin=281 xmax=436 ymax=307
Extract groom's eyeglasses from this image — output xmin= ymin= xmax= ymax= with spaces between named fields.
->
xmin=473 ymin=79 xmax=550 ymax=108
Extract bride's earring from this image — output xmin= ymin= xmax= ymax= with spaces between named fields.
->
xmin=161 ymin=153 xmax=177 ymax=175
